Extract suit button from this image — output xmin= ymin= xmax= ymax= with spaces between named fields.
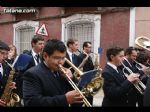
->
xmin=1 ymin=86 xmax=3 ymax=89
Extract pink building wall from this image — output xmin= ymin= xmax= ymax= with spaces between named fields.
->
xmin=100 ymin=11 xmax=130 ymax=67
xmin=135 ymin=7 xmax=150 ymax=38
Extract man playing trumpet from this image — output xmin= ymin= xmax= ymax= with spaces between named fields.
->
xmin=123 ymin=47 xmax=149 ymax=106
xmin=102 ymin=46 xmax=140 ymax=106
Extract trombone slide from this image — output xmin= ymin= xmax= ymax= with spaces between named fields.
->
xmin=58 ymin=64 xmax=92 ymax=107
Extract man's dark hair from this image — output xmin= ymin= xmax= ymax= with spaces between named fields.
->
xmin=0 ymin=40 xmax=10 ymax=51
xmin=66 ymin=38 xmax=78 ymax=47
xmin=42 ymin=39 xmax=66 ymax=57
xmin=125 ymin=47 xmax=136 ymax=55
xmin=106 ymin=46 xmax=124 ymax=61
xmin=31 ymin=35 xmax=44 ymax=46
xmin=136 ymin=51 xmax=150 ymax=64
xmin=83 ymin=41 xmax=91 ymax=49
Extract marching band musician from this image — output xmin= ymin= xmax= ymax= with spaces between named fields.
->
xmin=25 ymin=35 xmax=45 ymax=69
xmin=102 ymin=46 xmax=140 ymax=106
xmin=78 ymin=41 xmax=94 ymax=72
xmin=136 ymin=50 xmax=150 ymax=84
xmin=123 ymin=47 xmax=149 ymax=106
xmin=23 ymin=39 xmax=83 ymax=106
xmin=63 ymin=38 xmax=80 ymax=72
xmin=78 ymin=41 xmax=94 ymax=105
xmin=144 ymin=77 xmax=150 ymax=106
xmin=0 ymin=40 xmax=16 ymax=107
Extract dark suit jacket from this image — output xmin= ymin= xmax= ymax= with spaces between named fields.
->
xmin=144 ymin=77 xmax=150 ymax=106
xmin=102 ymin=64 xmax=133 ymax=106
xmin=122 ymin=59 xmax=145 ymax=106
xmin=123 ymin=59 xmax=148 ymax=85
xmin=0 ymin=62 xmax=11 ymax=97
xmin=23 ymin=62 xmax=72 ymax=106
xmin=63 ymin=52 xmax=80 ymax=83
xmin=63 ymin=52 xmax=79 ymax=69
xmin=78 ymin=53 xmax=94 ymax=72
xmin=25 ymin=50 xmax=37 ymax=69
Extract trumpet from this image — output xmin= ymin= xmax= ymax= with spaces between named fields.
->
xmin=58 ymin=64 xmax=92 ymax=107
xmin=134 ymin=60 xmax=150 ymax=76
xmin=134 ymin=60 xmax=148 ymax=71
xmin=121 ymin=61 xmax=146 ymax=95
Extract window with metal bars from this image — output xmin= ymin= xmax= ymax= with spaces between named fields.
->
xmin=67 ymin=22 xmax=94 ymax=52
xmin=15 ymin=27 xmax=35 ymax=54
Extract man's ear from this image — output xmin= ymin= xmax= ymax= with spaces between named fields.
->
xmin=43 ymin=52 xmax=48 ymax=60
xmin=110 ymin=55 xmax=114 ymax=60
xmin=31 ymin=43 xmax=35 ymax=48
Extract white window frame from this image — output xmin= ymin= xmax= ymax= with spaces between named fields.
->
xmin=129 ymin=7 xmax=136 ymax=46
xmin=61 ymin=14 xmax=101 ymax=53
xmin=13 ymin=20 xmax=39 ymax=54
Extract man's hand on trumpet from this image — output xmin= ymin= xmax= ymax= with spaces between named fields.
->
xmin=127 ymin=73 xmax=140 ymax=84
xmin=141 ymin=66 xmax=150 ymax=75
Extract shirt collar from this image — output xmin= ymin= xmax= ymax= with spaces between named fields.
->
xmin=67 ymin=49 xmax=73 ymax=56
xmin=123 ymin=57 xmax=132 ymax=67
xmin=32 ymin=49 xmax=39 ymax=57
xmin=107 ymin=62 xmax=118 ymax=73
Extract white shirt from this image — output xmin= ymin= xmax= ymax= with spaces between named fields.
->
xmin=0 ymin=63 xmax=3 ymax=76
xmin=67 ymin=49 xmax=73 ymax=62
xmin=31 ymin=49 xmax=41 ymax=66
xmin=107 ymin=62 xmax=119 ymax=73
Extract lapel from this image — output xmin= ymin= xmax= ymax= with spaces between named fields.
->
xmin=29 ymin=51 xmax=36 ymax=66
xmin=106 ymin=64 xmax=125 ymax=84
xmin=40 ymin=63 xmax=63 ymax=94
xmin=0 ymin=63 xmax=10 ymax=85
xmin=66 ymin=53 xmax=71 ymax=61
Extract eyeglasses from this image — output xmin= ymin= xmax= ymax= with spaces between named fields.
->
xmin=51 ymin=56 xmax=65 ymax=61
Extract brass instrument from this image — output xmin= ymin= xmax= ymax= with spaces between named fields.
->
xmin=121 ymin=61 xmax=146 ymax=95
xmin=134 ymin=60 xmax=150 ymax=71
xmin=78 ymin=51 xmax=89 ymax=70
xmin=58 ymin=64 xmax=92 ymax=107
xmin=94 ymin=53 xmax=99 ymax=69
xmin=73 ymin=51 xmax=89 ymax=78
xmin=80 ymin=69 xmax=103 ymax=97
xmin=1 ymin=60 xmax=20 ymax=107
xmin=64 ymin=58 xmax=103 ymax=97
xmin=147 ymin=60 xmax=150 ymax=67
xmin=135 ymin=36 xmax=150 ymax=68
xmin=135 ymin=36 xmax=150 ymax=52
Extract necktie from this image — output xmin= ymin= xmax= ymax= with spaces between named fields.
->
xmin=117 ymin=67 xmax=126 ymax=79
xmin=53 ymin=72 xmax=60 ymax=80
xmin=35 ymin=54 xmax=40 ymax=63
xmin=72 ymin=54 xmax=76 ymax=64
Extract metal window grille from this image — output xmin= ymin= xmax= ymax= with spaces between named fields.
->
xmin=16 ymin=27 xmax=35 ymax=54
xmin=67 ymin=22 xmax=94 ymax=52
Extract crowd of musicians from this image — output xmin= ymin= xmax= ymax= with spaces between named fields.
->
xmin=1 ymin=35 xmax=150 ymax=107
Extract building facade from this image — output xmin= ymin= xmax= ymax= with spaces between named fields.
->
xmin=0 ymin=7 xmax=149 ymax=68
